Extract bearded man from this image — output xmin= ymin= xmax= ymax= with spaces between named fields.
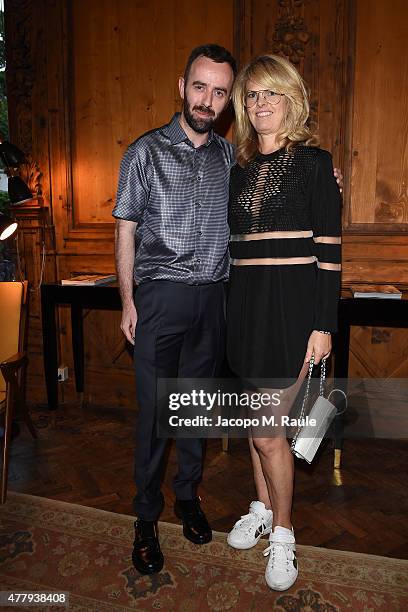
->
xmin=113 ymin=44 xmax=236 ymax=574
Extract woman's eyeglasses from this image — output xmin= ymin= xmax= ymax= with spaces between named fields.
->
xmin=244 ymin=90 xmax=284 ymax=108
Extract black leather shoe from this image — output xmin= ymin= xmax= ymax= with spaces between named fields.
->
xmin=132 ymin=519 xmax=164 ymax=574
xmin=174 ymin=497 xmax=212 ymax=545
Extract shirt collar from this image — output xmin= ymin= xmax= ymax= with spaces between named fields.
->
xmin=164 ymin=113 xmax=219 ymax=148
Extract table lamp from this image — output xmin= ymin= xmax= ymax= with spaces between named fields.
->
xmin=0 ymin=212 xmax=18 ymax=241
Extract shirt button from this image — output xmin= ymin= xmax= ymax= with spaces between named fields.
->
xmin=198 ymin=230 xmax=202 ymax=236
xmin=196 ymin=258 xmax=201 ymax=264
xmin=196 ymin=201 xmax=202 ymax=208
xmin=197 ymin=175 xmax=202 ymax=181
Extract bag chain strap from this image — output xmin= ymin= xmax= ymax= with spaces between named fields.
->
xmin=290 ymin=354 xmax=326 ymax=451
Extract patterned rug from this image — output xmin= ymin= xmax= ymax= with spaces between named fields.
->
xmin=0 ymin=493 xmax=407 ymax=611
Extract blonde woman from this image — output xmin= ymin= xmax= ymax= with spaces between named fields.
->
xmin=226 ymin=54 xmax=342 ymax=591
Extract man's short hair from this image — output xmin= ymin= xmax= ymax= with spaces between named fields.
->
xmin=184 ymin=44 xmax=237 ymax=84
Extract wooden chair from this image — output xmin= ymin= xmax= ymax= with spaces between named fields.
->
xmin=0 ymin=281 xmax=37 ymax=503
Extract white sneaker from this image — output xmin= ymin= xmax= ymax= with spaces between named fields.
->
xmin=263 ymin=526 xmax=298 ymax=591
xmin=227 ymin=501 xmax=273 ymax=550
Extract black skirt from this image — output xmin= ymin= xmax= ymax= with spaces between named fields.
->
xmin=226 ymin=263 xmax=318 ymax=388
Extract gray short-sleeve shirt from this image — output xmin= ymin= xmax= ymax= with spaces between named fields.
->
xmin=113 ymin=113 xmax=235 ymax=285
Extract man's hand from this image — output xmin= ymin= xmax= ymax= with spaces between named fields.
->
xmin=121 ymin=302 xmax=138 ymax=345
xmin=333 ymin=167 xmax=343 ymax=193
xmin=115 ymin=218 xmax=138 ymax=344
xmin=304 ymin=330 xmax=332 ymax=365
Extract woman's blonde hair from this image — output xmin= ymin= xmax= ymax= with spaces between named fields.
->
xmin=232 ymin=54 xmax=319 ymax=166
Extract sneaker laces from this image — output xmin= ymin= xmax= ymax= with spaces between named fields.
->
xmin=263 ymin=535 xmax=295 ymax=573
xmin=233 ymin=508 xmax=268 ymax=536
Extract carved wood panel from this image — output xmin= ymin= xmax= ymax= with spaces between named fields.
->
xmin=234 ymin=0 xmax=349 ymax=163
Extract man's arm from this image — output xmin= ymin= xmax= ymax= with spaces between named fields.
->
xmin=115 ymin=218 xmax=138 ymax=345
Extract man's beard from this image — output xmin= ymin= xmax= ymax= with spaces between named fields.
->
xmin=183 ymin=98 xmax=216 ymax=134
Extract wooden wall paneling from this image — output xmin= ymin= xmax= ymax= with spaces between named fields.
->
xmin=42 ymin=0 xmax=70 ymax=257
xmin=176 ymin=0 xmax=235 ymax=139
xmin=175 ymin=0 xmax=235 ymax=90
xmin=342 ymin=234 xmax=408 ymax=285
xmin=347 ymin=0 xmax=408 ymax=233
xmin=49 ymin=0 xmax=235 ymax=258
xmin=341 ymin=0 xmax=408 ymax=287
xmin=70 ymin=0 xmax=140 ymax=229
xmin=234 ymin=0 xmax=348 ymax=162
xmin=236 ymin=0 xmax=277 ymax=63
xmin=233 ymin=0 xmax=252 ymax=68
xmin=39 ymin=0 xmax=114 ymax=262
xmin=339 ymin=0 xmax=408 ymax=378
xmin=313 ymin=0 xmax=347 ymax=160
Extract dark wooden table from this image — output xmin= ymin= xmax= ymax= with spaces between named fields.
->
xmin=333 ymin=289 xmax=408 ymax=379
xmin=331 ymin=288 xmax=408 ymax=461
xmin=41 ymin=283 xmax=408 ymax=410
xmin=41 ymin=283 xmax=122 ymax=409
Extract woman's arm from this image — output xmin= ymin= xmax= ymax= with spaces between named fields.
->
xmin=305 ymin=149 xmax=342 ymax=364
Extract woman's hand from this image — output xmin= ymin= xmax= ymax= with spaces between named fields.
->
xmin=304 ymin=330 xmax=332 ymax=365
xmin=333 ymin=167 xmax=343 ymax=193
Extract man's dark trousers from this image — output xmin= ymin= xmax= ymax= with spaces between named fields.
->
xmin=133 ymin=280 xmax=226 ymax=521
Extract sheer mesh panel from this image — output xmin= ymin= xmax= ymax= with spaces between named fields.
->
xmin=229 ymin=147 xmax=319 ymax=235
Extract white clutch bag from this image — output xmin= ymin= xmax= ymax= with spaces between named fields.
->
xmin=291 ymin=355 xmax=345 ymax=464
